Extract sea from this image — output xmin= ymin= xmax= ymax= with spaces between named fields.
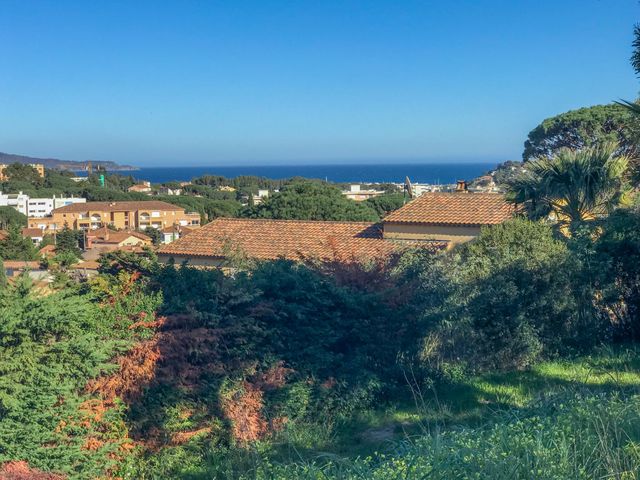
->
xmin=121 ymin=162 xmax=497 ymax=185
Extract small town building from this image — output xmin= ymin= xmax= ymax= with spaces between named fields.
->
xmin=82 ymin=227 xmax=152 ymax=260
xmin=382 ymin=192 xmax=514 ymax=245
xmin=252 ymin=189 xmax=270 ymax=205
xmin=161 ymin=224 xmax=194 ymax=244
xmin=21 ymin=227 xmax=45 ymax=245
xmin=86 ymin=226 xmax=152 ymax=248
xmin=28 ymin=200 xmax=200 ymax=232
xmin=0 ymin=191 xmax=30 ymax=216
xmin=158 ymin=186 xmax=182 ymax=196
xmin=3 ymin=260 xmax=51 ymax=282
xmin=128 ymin=181 xmax=152 ymax=193
xmin=156 ymin=217 xmax=413 ymax=267
xmin=27 ymin=195 xmax=86 ymax=218
xmin=342 ymin=185 xmax=384 ymax=201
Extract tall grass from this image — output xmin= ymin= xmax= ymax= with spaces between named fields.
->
xmin=249 ymin=393 xmax=640 ymax=479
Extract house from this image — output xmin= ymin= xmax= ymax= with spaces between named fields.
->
xmin=28 ymin=201 xmax=200 ymax=232
xmin=21 ymin=227 xmax=45 ymax=245
xmin=382 ymin=192 xmax=515 ymax=245
xmin=0 ymin=191 xmax=30 ymax=215
xmin=342 ymin=185 xmax=384 ymax=201
xmin=161 ymin=224 xmax=193 ymax=244
xmin=27 ymin=195 xmax=86 ymax=218
xmin=0 ymin=192 xmax=85 ymax=218
xmin=3 ymin=260 xmax=51 ymax=282
xmin=156 ymin=218 xmax=410 ymax=267
xmin=83 ymin=227 xmax=152 ymax=260
xmin=128 ymin=182 xmax=152 ymax=194
xmin=252 ymin=189 xmax=270 ymax=205
xmin=158 ymin=186 xmax=182 ymax=196
xmin=70 ymin=260 xmax=101 ymax=277
xmin=86 ymin=226 xmax=152 ymax=248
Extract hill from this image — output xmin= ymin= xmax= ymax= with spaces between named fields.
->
xmin=0 ymin=151 xmax=137 ymax=171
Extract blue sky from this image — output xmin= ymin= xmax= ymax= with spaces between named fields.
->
xmin=1 ymin=0 xmax=639 ymax=167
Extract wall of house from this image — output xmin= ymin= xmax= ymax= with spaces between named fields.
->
xmin=383 ymin=222 xmax=482 ymax=244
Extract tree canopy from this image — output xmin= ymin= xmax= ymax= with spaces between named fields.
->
xmin=243 ymin=181 xmax=380 ymax=222
xmin=523 ymin=104 xmax=636 ymax=161
xmin=509 ymin=142 xmax=630 ymax=232
xmin=0 ymin=207 xmax=27 ymax=230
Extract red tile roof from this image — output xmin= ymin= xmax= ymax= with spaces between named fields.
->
xmin=53 ymin=201 xmax=187 ymax=214
xmin=22 ymin=228 xmax=44 ymax=237
xmin=161 ymin=225 xmax=194 ymax=234
xmin=157 ymin=218 xmax=401 ymax=262
xmin=3 ymin=260 xmax=42 ymax=270
xmin=39 ymin=244 xmax=57 ymax=255
xmin=383 ymin=193 xmax=514 ymax=226
xmin=71 ymin=260 xmax=101 ymax=270
xmin=88 ymin=227 xmax=151 ymax=245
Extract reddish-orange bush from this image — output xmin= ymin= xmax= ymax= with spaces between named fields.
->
xmin=0 ymin=461 xmax=65 ymax=480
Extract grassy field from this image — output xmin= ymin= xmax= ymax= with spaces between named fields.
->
xmin=126 ymin=348 xmax=640 ymax=479
xmin=291 ymin=347 xmax=640 ymax=459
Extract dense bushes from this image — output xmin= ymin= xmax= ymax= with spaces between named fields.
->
xmin=244 ymin=181 xmax=381 ymax=221
xmin=2 ymin=206 xmax=640 ymax=477
xmin=0 ymin=271 xmax=162 ymax=479
xmin=416 ymin=219 xmax=589 ymax=371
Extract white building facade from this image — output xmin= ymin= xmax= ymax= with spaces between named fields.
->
xmin=0 ymin=192 xmax=86 ymax=218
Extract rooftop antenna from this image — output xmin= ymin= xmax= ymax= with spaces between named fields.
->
xmin=403 ymin=176 xmax=413 ymax=202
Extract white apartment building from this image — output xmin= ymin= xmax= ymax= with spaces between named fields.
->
xmin=0 ymin=191 xmax=30 ymax=215
xmin=27 ymin=195 xmax=86 ymax=218
xmin=0 ymin=191 xmax=86 ymax=218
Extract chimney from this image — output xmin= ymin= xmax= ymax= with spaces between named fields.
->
xmin=455 ymin=180 xmax=468 ymax=192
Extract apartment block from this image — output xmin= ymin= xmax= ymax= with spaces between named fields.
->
xmin=28 ymin=200 xmax=201 ymax=232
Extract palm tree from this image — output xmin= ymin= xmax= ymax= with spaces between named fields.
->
xmin=509 ymin=142 xmax=630 ymax=233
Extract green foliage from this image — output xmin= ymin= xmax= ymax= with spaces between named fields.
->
xmin=414 ymin=219 xmax=589 ymax=371
xmin=364 ymin=193 xmax=406 ymax=217
xmin=244 ymin=181 xmax=380 ymax=221
xmin=523 ymin=104 xmax=636 ymax=161
xmin=0 ymin=206 xmax=27 ymax=229
xmin=0 ymin=282 xmax=129 ymax=478
xmin=2 ymin=163 xmax=43 ymax=186
xmin=0 ymin=226 xmax=37 ymax=260
xmin=251 ymin=393 xmax=640 ymax=480
xmin=55 ymin=225 xmax=82 ymax=258
xmin=98 ymin=247 xmax=158 ymax=276
xmin=593 ymin=209 xmax=640 ymax=340
xmin=509 ymin=142 xmax=630 ymax=231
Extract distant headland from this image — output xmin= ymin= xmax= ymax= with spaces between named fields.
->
xmin=0 ymin=151 xmax=138 ymax=171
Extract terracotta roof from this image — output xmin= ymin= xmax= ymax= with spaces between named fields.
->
xmin=39 ymin=244 xmax=57 ymax=254
xmin=383 ymin=193 xmax=514 ymax=226
xmin=52 ymin=201 xmax=186 ymax=214
xmin=22 ymin=227 xmax=44 ymax=237
xmin=128 ymin=184 xmax=151 ymax=191
xmin=88 ymin=227 xmax=151 ymax=245
xmin=71 ymin=260 xmax=101 ymax=270
xmin=157 ymin=218 xmax=399 ymax=262
xmin=3 ymin=260 xmax=42 ymax=270
xmin=161 ymin=225 xmax=194 ymax=234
